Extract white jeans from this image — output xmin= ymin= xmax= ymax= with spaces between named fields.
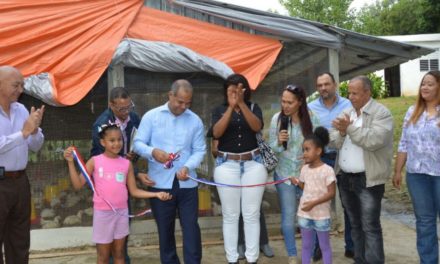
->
xmin=214 ymin=158 xmax=267 ymax=263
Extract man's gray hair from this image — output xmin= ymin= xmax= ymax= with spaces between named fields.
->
xmin=350 ymin=75 xmax=372 ymax=91
xmin=0 ymin=65 xmax=20 ymax=81
xmin=171 ymin=79 xmax=193 ymax=94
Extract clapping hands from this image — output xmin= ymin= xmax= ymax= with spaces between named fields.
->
xmin=22 ymin=105 xmax=45 ymax=138
xmin=332 ymin=113 xmax=351 ymax=136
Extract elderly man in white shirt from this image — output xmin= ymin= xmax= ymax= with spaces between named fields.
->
xmin=330 ymin=76 xmax=393 ymax=264
xmin=0 ymin=65 xmax=45 ymax=264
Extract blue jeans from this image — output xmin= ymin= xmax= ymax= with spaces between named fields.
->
xmin=339 ymin=171 xmax=384 ymax=264
xmin=406 ymin=172 xmax=440 ymax=264
xmin=149 ymin=177 xmax=201 ymax=264
xmin=274 ymin=172 xmax=298 ymax=257
xmin=298 ymin=217 xmax=331 ymax=232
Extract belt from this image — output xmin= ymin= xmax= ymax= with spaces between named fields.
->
xmin=4 ymin=170 xmax=26 ymax=179
xmin=341 ymin=170 xmax=365 ymax=177
xmin=218 ymin=149 xmax=260 ymax=161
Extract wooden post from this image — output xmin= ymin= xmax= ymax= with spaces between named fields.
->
xmin=107 ymin=64 xmax=125 ymax=102
xmin=328 ymin=49 xmax=340 ymax=85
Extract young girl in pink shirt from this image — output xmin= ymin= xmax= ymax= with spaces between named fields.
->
xmin=292 ymin=127 xmax=336 ymax=264
xmin=64 ymin=123 xmax=171 ymax=264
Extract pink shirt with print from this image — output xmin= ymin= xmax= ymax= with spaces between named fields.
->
xmin=92 ymin=154 xmax=129 ymax=210
xmin=297 ymin=163 xmax=336 ymax=220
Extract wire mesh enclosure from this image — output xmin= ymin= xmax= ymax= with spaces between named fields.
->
xmin=21 ymin=41 xmax=328 ymax=229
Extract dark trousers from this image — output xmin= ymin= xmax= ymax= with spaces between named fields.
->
xmin=338 ymin=171 xmax=385 ymax=264
xmin=149 ymin=177 xmax=202 ymax=264
xmin=238 ymin=209 xmax=269 ymax=246
xmin=0 ymin=174 xmax=31 ymax=264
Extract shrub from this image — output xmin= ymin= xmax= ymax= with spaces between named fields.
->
xmin=339 ymin=73 xmax=389 ymax=99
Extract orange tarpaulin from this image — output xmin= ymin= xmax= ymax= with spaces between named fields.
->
xmin=128 ymin=7 xmax=282 ymax=90
xmin=0 ymin=0 xmax=143 ymax=105
xmin=0 ymin=1 xmax=282 ymax=105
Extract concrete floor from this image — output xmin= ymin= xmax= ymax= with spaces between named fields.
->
xmin=29 ymin=216 xmax=422 ymax=264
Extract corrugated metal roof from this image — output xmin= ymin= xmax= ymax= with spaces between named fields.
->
xmin=145 ymin=0 xmax=433 ymax=81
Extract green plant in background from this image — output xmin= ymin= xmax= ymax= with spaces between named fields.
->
xmin=339 ymin=80 xmax=348 ymax=98
xmin=306 ymin=91 xmax=319 ymax=103
xmin=339 ymin=73 xmax=389 ymax=99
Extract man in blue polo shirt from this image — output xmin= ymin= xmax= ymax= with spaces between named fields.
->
xmin=308 ymin=72 xmax=354 ymax=261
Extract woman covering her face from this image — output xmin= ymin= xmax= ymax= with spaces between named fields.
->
xmin=211 ymin=74 xmax=267 ymax=264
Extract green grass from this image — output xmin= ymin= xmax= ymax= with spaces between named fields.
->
xmin=377 ymin=96 xmax=416 ymax=211
xmin=377 ymin=96 xmax=416 ymax=152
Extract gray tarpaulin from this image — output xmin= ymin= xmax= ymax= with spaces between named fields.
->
xmin=112 ymin=38 xmax=234 ymax=78
xmin=172 ymin=0 xmax=341 ymax=49
xmin=25 ymin=73 xmax=61 ymax=106
xmin=23 ymin=38 xmax=234 ymax=106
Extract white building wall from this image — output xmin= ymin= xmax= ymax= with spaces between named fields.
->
xmin=400 ymin=57 xmax=427 ymax=96
xmin=379 ymin=34 xmax=440 ymax=96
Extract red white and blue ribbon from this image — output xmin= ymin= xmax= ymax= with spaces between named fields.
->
xmin=164 ymin=151 xmax=180 ymax=169
xmin=188 ymin=175 xmax=290 ymax=188
xmin=71 ymin=147 xmax=151 ymax=218
xmin=163 ymin=152 xmax=291 ymax=188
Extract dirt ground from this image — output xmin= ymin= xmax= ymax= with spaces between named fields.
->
xmin=30 ymin=214 xmax=422 ymax=264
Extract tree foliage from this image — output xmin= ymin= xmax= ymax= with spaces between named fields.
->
xmin=279 ymin=0 xmax=355 ymax=29
xmin=280 ymin=0 xmax=440 ymax=35
xmin=419 ymin=0 xmax=440 ymax=33
xmin=354 ymin=0 xmax=434 ymax=35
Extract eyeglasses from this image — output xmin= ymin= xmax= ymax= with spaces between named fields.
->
xmin=112 ymin=101 xmax=135 ymax=113
xmin=285 ymin=84 xmax=300 ymax=92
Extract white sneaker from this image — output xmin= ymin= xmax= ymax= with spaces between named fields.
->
xmin=288 ymin=256 xmax=298 ymax=264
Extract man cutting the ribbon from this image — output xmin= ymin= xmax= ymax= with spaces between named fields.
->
xmin=133 ymin=79 xmax=206 ymax=264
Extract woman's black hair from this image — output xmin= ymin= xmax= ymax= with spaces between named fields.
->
xmin=223 ymin=73 xmax=251 ymax=104
xmin=304 ymin=126 xmax=330 ymax=156
xmin=278 ymin=85 xmax=313 ymax=138
xmin=98 ymin=123 xmax=120 ymax=139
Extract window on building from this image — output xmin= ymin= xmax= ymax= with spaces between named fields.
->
xmin=420 ymin=60 xmax=429 ymax=71
xmin=430 ymin=59 xmax=439 ymax=71
xmin=420 ymin=59 xmax=439 ymax=71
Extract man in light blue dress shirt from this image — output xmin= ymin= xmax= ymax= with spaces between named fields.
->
xmin=308 ymin=72 xmax=354 ymax=261
xmin=134 ymin=79 xmax=206 ymax=264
